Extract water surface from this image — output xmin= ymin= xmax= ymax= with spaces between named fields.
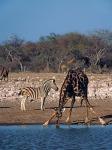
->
xmin=0 ymin=125 xmax=112 ymax=150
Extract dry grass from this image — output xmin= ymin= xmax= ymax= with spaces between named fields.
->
xmin=0 ymin=72 xmax=111 ymax=125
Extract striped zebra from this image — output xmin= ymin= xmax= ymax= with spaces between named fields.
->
xmin=0 ymin=65 xmax=9 ymax=81
xmin=18 ymin=78 xmax=58 ymax=111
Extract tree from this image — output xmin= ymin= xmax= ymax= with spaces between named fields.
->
xmin=89 ymin=48 xmax=106 ymax=72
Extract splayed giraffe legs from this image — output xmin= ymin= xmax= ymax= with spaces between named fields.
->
xmin=89 ymin=107 xmax=106 ymax=125
xmin=81 ymin=97 xmax=105 ymax=125
xmin=84 ymin=98 xmax=106 ymax=125
xmin=80 ymin=96 xmax=93 ymax=108
xmin=43 ymin=99 xmax=68 ymax=126
xmin=55 ymin=98 xmax=69 ymax=128
xmin=43 ymin=111 xmax=57 ymax=126
xmin=43 ymin=99 xmax=106 ymax=126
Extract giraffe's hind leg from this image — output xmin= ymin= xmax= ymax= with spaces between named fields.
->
xmin=80 ymin=96 xmax=93 ymax=108
xmin=84 ymin=98 xmax=106 ymax=125
xmin=89 ymin=107 xmax=106 ymax=125
xmin=80 ymin=96 xmax=93 ymax=124
xmin=86 ymin=98 xmax=93 ymax=108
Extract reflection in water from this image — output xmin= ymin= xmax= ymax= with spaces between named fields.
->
xmin=0 ymin=125 xmax=112 ymax=150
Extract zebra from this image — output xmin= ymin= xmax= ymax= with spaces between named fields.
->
xmin=18 ymin=78 xmax=58 ymax=111
xmin=0 ymin=65 xmax=9 ymax=81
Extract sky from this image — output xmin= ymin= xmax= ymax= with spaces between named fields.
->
xmin=0 ymin=0 xmax=112 ymax=43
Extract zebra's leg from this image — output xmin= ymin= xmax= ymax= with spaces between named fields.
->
xmin=6 ymin=76 xmax=8 ymax=82
xmin=21 ymin=97 xmax=27 ymax=111
xmin=41 ymin=97 xmax=46 ymax=111
xmin=85 ymin=98 xmax=89 ymax=124
xmin=80 ymin=98 xmax=83 ymax=107
xmin=21 ymin=99 xmax=23 ymax=111
xmin=66 ymin=97 xmax=75 ymax=124
xmin=3 ymin=76 xmax=5 ymax=81
xmin=0 ymin=76 xmax=3 ymax=81
xmin=4 ymin=76 xmax=6 ymax=81
xmin=21 ymin=99 xmax=24 ymax=111
xmin=23 ymin=98 xmax=26 ymax=111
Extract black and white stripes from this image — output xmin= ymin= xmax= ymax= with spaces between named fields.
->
xmin=18 ymin=79 xmax=58 ymax=111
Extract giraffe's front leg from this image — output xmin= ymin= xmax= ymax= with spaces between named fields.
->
xmin=56 ymin=117 xmax=60 ymax=128
xmin=43 ymin=111 xmax=57 ymax=126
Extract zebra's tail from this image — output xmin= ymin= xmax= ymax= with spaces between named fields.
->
xmin=0 ymin=76 xmax=3 ymax=80
xmin=18 ymin=89 xmax=22 ymax=96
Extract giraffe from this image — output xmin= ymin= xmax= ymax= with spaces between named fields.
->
xmin=43 ymin=68 xmax=106 ymax=127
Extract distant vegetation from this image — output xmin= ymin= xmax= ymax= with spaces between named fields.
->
xmin=0 ymin=30 xmax=112 ymax=73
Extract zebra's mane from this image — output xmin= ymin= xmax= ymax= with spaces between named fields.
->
xmin=43 ymin=79 xmax=54 ymax=85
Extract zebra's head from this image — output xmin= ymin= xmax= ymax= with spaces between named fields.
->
xmin=44 ymin=79 xmax=58 ymax=91
xmin=52 ymin=79 xmax=58 ymax=91
xmin=50 ymin=79 xmax=58 ymax=91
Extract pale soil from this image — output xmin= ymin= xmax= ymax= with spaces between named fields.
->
xmin=0 ymin=72 xmax=112 ymax=125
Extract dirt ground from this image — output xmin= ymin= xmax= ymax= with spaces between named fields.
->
xmin=0 ymin=72 xmax=112 ymax=125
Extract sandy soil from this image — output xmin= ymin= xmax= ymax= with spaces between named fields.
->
xmin=0 ymin=72 xmax=112 ymax=125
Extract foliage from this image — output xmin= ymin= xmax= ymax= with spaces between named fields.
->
xmin=0 ymin=31 xmax=112 ymax=73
